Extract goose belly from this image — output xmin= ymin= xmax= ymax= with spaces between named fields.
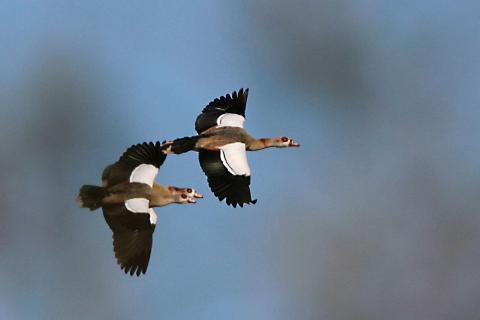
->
xmin=197 ymin=127 xmax=250 ymax=150
xmin=103 ymin=182 xmax=152 ymax=204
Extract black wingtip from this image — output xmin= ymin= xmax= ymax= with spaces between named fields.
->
xmin=224 ymin=198 xmax=257 ymax=208
xmin=122 ymin=264 xmax=145 ymax=277
xmin=119 ymin=141 xmax=167 ymax=168
xmin=237 ymin=87 xmax=249 ymax=97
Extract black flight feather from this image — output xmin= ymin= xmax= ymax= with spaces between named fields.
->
xmin=199 ymin=150 xmax=256 ymax=207
xmin=102 ymin=141 xmax=166 ymax=187
xmin=195 ymin=88 xmax=249 ymax=134
xmin=102 ymin=204 xmax=155 ymax=276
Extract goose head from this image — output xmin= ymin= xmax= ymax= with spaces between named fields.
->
xmin=169 ymin=187 xmax=204 ymax=204
xmin=273 ymin=137 xmax=300 ymax=148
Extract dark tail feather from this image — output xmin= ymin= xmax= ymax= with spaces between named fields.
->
xmin=76 ymin=185 xmax=107 ymax=211
xmin=164 ymin=136 xmax=200 ymax=154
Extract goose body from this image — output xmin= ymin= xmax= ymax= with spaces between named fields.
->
xmin=76 ymin=141 xmax=202 ymax=276
xmin=163 ymin=88 xmax=299 ymax=207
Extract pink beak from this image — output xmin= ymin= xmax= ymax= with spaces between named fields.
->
xmin=289 ymin=140 xmax=300 ymax=147
xmin=187 ymin=192 xmax=203 ymax=203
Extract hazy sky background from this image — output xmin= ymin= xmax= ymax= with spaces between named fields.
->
xmin=1 ymin=1 xmax=480 ymax=319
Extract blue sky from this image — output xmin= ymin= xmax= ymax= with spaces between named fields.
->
xmin=2 ymin=1 xmax=480 ymax=319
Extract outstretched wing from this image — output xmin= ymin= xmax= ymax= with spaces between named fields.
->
xmin=195 ymin=88 xmax=249 ymax=134
xmin=198 ymin=142 xmax=256 ymax=208
xmin=102 ymin=200 xmax=157 ymax=276
xmin=102 ymin=141 xmax=167 ymax=187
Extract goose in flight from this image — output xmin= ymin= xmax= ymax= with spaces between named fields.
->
xmin=162 ymin=88 xmax=299 ymax=207
xmin=76 ymin=141 xmax=203 ymax=276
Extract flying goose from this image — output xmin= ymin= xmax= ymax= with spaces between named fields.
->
xmin=76 ymin=141 xmax=203 ymax=276
xmin=162 ymin=88 xmax=299 ymax=207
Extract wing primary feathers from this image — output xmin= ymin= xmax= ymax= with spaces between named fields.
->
xmin=103 ymin=204 xmax=155 ymax=277
xmin=103 ymin=141 xmax=166 ymax=187
xmin=195 ymin=88 xmax=249 ymax=134
xmin=199 ymin=151 xmax=256 ymax=207
xmin=118 ymin=141 xmax=166 ymax=169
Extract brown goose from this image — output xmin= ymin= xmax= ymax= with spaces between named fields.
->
xmin=162 ymin=88 xmax=299 ymax=207
xmin=76 ymin=141 xmax=203 ymax=276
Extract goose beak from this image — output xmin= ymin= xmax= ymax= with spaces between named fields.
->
xmin=161 ymin=140 xmax=174 ymax=146
xmin=289 ymin=140 xmax=300 ymax=147
xmin=160 ymin=140 xmax=175 ymax=154
xmin=187 ymin=191 xmax=203 ymax=203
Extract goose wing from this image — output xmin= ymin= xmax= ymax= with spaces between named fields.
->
xmin=102 ymin=199 xmax=157 ymax=276
xmin=195 ymin=88 xmax=249 ymax=134
xmin=199 ymin=142 xmax=256 ymax=207
xmin=102 ymin=141 xmax=167 ymax=188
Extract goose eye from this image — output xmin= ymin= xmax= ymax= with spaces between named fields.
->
xmin=181 ymin=194 xmax=187 ymax=199
xmin=187 ymin=188 xmax=192 ymax=193
xmin=281 ymin=137 xmax=289 ymax=142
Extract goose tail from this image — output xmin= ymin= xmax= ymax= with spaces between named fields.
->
xmin=76 ymin=185 xmax=107 ymax=211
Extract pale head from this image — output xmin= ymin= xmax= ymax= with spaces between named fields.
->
xmin=273 ymin=136 xmax=300 ymax=148
xmin=169 ymin=187 xmax=204 ymax=204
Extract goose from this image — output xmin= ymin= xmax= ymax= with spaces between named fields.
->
xmin=76 ymin=141 xmax=203 ymax=276
xmin=162 ymin=88 xmax=299 ymax=207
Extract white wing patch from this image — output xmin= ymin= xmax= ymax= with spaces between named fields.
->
xmin=148 ymin=209 xmax=157 ymax=225
xmin=125 ymin=198 xmax=157 ymax=225
xmin=220 ymin=142 xmax=251 ymax=176
xmin=217 ymin=113 xmax=245 ymax=128
xmin=125 ymin=198 xmax=149 ymax=213
xmin=126 ymin=164 xmax=158 ymax=225
xmin=130 ymin=164 xmax=158 ymax=187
